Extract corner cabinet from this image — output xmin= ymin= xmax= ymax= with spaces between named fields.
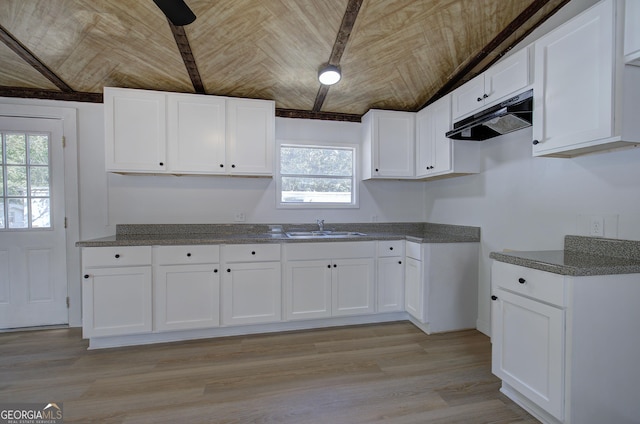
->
xmin=491 ymin=261 xmax=640 ymax=423
xmin=81 ymin=247 xmax=153 ymax=338
xmin=532 ymin=0 xmax=640 ymax=157
xmin=415 ymin=94 xmax=479 ymax=180
xmin=404 ymin=241 xmax=479 ymax=333
xmin=362 ymin=110 xmax=415 ymax=179
xmin=104 ymin=87 xmax=275 ymax=176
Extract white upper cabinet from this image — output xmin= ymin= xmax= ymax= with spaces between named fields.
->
xmin=451 ymin=47 xmax=530 ymax=120
xmin=105 ymin=87 xmax=167 ymax=173
xmin=105 ymin=87 xmax=275 ymax=176
xmin=624 ymin=0 xmax=640 ymax=65
xmin=415 ymin=94 xmax=479 ymax=180
xmin=532 ymin=0 xmax=640 ymax=157
xmin=362 ymin=109 xmax=415 ymax=179
xmin=167 ymin=94 xmax=226 ymax=174
xmin=226 ymin=98 xmax=275 ymax=176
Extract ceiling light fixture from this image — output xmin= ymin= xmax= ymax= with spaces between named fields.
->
xmin=318 ymin=65 xmax=341 ymax=85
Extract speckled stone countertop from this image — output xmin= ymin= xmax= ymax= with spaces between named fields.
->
xmin=489 ymin=235 xmax=640 ymax=276
xmin=75 ymin=222 xmax=480 ymax=247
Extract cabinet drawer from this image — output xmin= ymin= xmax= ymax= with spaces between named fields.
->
xmin=377 ymin=240 xmax=405 ymax=257
xmin=154 ymin=245 xmax=220 ymax=265
xmin=285 ymin=241 xmax=375 ymax=261
xmin=223 ymin=244 xmax=281 ymax=262
xmin=406 ymin=241 xmax=421 ymax=260
xmin=492 ymin=261 xmax=566 ymax=307
xmin=83 ymin=246 xmax=152 ymax=267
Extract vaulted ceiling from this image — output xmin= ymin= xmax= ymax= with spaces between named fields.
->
xmin=0 ymin=0 xmax=569 ymax=121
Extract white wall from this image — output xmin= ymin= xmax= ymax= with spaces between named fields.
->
xmin=106 ymin=117 xmax=426 ymax=227
xmin=425 ymin=127 xmax=640 ymax=334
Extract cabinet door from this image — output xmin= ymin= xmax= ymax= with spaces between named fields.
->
xmin=367 ymin=110 xmax=415 ymax=178
xmin=377 ymin=257 xmax=404 ymax=312
xmin=491 ymin=289 xmax=564 ymax=420
xmin=451 ymin=74 xmax=485 ymax=120
xmin=284 ymin=260 xmax=332 ymax=320
xmin=226 ymin=98 xmax=275 ymax=176
xmin=82 ymin=266 xmax=152 ymax=338
xmin=104 ymin=87 xmax=167 ymax=172
xmin=222 ymin=262 xmax=281 ymax=325
xmin=167 ymin=94 xmax=226 ymax=174
xmin=404 ymin=257 xmax=422 ymax=320
xmin=532 ymin=0 xmax=614 ymax=155
xmin=484 ymin=48 xmax=530 ymax=104
xmin=155 ymin=264 xmax=220 ymax=331
xmin=332 ymin=258 xmax=375 ymax=316
xmin=624 ymin=0 xmax=640 ymax=65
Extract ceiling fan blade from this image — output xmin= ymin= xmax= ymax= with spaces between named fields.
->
xmin=153 ymin=0 xmax=196 ymax=26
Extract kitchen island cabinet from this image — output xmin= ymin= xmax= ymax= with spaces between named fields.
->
xmin=490 ymin=241 xmax=640 ymax=424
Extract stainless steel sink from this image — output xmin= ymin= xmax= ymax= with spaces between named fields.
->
xmin=285 ymin=231 xmax=367 ymax=238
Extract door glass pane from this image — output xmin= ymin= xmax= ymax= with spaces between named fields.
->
xmin=31 ymin=198 xmax=50 ymax=228
xmin=29 ymin=134 xmax=49 ymax=165
xmin=29 ymin=166 xmax=49 ymax=197
xmin=8 ymin=197 xmax=27 ymax=228
xmin=0 ymin=199 xmax=4 ymax=228
xmin=6 ymin=133 xmax=26 ymax=164
xmin=0 ymin=169 xmax=3 ymax=196
xmin=6 ymin=165 xmax=27 ymax=196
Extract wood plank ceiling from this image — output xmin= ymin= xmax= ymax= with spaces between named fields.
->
xmin=0 ymin=0 xmax=570 ymax=121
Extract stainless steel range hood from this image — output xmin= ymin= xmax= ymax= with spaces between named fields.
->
xmin=446 ymin=89 xmax=533 ymax=141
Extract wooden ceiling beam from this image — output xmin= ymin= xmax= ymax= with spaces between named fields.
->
xmin=276 ymin=108 xmax=360 ymax=122
xmin=0 ymin=24 xmax=74 ymax=93
xmin=0 ymin=86 xmax=102 ymax=102
xmin=168 ymin=20 xmax=206 ymax=94
xmin=422 ymin=0 xmax=566 ymax=110
xmin=312 ymin=0 xmax=364 ymax=112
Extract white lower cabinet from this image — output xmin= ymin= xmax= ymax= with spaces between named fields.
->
xmin=221 ymin=244 xmax=282 ymax=326
xmin=284 ymin=242 xmax=375 ymax=320
xmin=81 ymin=247 xmax=153 ymax=338
xmin=153 ymin=245 xmax=221 ymax=332
xmin=377 ymin=240 xmax=405 ymax=313
xmin=404 ymin=241 xmax=479 ymax=333
xmin=491 ymin=261 xmax=640 ymax=423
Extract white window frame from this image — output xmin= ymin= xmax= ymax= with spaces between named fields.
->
xmin=276 ymin=140 xmax=359 ymax=209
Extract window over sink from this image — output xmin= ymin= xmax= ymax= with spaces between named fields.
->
xmin=276 ymin=141 xmax=358 ymax=208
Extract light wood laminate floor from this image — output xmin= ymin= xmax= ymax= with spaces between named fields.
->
xmin=0 ymin=322 xmax=536 ymax=423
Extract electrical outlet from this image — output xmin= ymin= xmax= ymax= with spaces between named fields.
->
xmin=590 ymin=215 xmax=604 ymax=237
xmin=234 ymin=212 xmax=246 ymax=222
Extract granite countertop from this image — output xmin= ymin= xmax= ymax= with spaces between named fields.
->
xmin=490 ymin=235 xmax=640 ymax=276
xmin=75 ymin=222 xmax=481 ymax=247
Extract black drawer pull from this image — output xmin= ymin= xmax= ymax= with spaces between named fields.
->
xmin=491 ymin=295 xmax=498 ymax=301
xmin=518 ymin=278 xmax=526 ymax=284
xmin=398 ymin=261 xmax=402 ymax=265
xmin=389 ymin=247 xmax=394 ymax=251
xmin=227 ymin=268 xmax=231 ymax=273
xmin=114 ymin=254 xmax=120 ymax=259
xmin=214 ymin=269 xmax=218 ymax=273
xmin=251 ymin=251 xmax=256 ymax=255
xmin=84 ymin=274 xmax=89 ymax=279
xmin=187 ymin=253 xmax=191 ymax=257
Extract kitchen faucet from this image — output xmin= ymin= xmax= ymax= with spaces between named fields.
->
xmin=317 ymin=219 xmax=324 ymax=232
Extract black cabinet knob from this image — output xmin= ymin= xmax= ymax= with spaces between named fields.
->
xmin=231 ymin=164 xmax=236 ymax=168
xmin=483 ymin=93 xmax=489 ymax=99
xmin=533 ymin=140 xmax=540 ymax=145
xmin=227 ymin=268 xmax=231 ymax=273
xmin=219 ymin=164 xmax=224 ymax=168
xmin=214 ymin=269 xmax=218 ymax=273
xmin=518 ymin=278 xmax=526 ymax=284
xmin=84 ymin=274 xmax=89 ymax=279
xmin=327 ymin=264 xmax=331 ymax=268
xmin=251 ymin=251 xmax=256 ymax=255
xmin=491 ymin=295 xmax=498 ymax=301
xmin=159 ymin=162 xmax=164 ymax=166
xmin=333 ymin=264 xmax=337 ymax=268
xmin=114 ymin=254 xmax=120 ymax=259
xmin=375 ymin=168 xmax=379 ymax=172
xmin=477 ymin=97 xmax=482 ymax=102
xmin=398 ymin=261 xmax=402 ymax=265
xmin=389 ymin=247 xmax=393 ymax=251
xmin=187 ymin=253 xmax=191 ymax=257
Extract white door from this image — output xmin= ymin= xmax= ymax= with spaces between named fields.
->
xmin=0 ymin=117 xmax=68 ymax=329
